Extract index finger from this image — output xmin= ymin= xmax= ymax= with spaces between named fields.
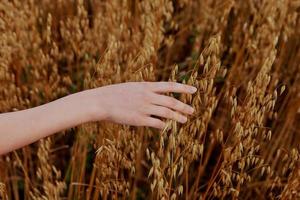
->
xmin=147 ymin=81 xmax=197 ymax=94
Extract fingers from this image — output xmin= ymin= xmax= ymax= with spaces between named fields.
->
xmin=147 ymin=105 xmax=188 ymax=124
xmin=143 ymin=117 xmax=166 ymax=129
xmin=150 ymin=93 xmax=195 ymax=115
xmin=146 ymin=81 xmax=197 ymax=94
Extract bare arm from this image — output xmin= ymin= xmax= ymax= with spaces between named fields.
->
xmin=0 ymin=91 xmax=98 ymax=155
xmin=0 ymin=81 xmax=197 ymax=155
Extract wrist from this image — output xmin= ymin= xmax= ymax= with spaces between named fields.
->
xmin=73 ymin=88 xmax=108 ymax=123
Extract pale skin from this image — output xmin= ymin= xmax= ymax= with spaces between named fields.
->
xmin=0 ymin=81 xmax=197 ymax=155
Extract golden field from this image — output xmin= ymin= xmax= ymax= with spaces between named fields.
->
xmin=0 ymin=0 xmax=299 ymax=199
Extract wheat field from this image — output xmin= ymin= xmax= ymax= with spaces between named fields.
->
xmin=0 ymin=0 xmax=299 ymax=199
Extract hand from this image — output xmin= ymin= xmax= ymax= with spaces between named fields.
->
xmin=87 ymin=81 xmax=197 ymax=129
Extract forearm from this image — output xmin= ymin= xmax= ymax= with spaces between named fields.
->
xmin=0 ymin=91 xmax=99 ymax=155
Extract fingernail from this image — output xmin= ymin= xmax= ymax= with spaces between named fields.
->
xmin=189 ymin=107 xmax=195 ymax=114
xmin=190 ymin=87 xmax=197 ymax=93
xmin=181 ymin=116 xmax=188 ymax=123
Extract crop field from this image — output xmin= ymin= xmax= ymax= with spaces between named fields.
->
xmin=0 ymin=0 xmax=299 ymax=199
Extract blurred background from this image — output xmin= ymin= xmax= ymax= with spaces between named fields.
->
xmin=0 ymin=0 xmax=299 ymax=199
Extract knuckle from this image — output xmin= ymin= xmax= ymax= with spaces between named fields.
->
xmin=183 ymin=106 xmax=190 ymax=113
xmin=148 ymin=119 xmax=157 ymax=127
xmin=185 ymin=105 xmax=191 ymax=113
xmin=163 ymin=108 xmax=173 ymax=117
xmin=174 ymin=111 xmax=180 ymax=118
xmin=169 ymin=99 xmax=178 ymax=107
xmin=178 ymin=102 xmax=186 ymax=111
xmin=146 ymin=118 xmax=160 ymax=128
xmin=183 ymin=84 xmax=190 ymax=90
xmin=131 ymin=115 xmax=140 ymax=125
xmin=139 ymin=104 xmax=149 ymax=114
xmin=170 ymin=82 xmax=176 ymax=90
xmin=137 ymin=90 xmax=149 ymax=101
xmin=144 ymin=92 xmax=153 ymax=101
xmin=144 ymin=82 xmax=153 ymax=90
xmin=140 ymin=118 xmax=149 ymax=126
xmin=179 ymin=102 xmax=189 ymax=111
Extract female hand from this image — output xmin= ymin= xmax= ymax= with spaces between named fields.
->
xmin=0 ymin=81 xmax=197 ymax=154
xmin=87 ymin=81 xmax=197 ymax=129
